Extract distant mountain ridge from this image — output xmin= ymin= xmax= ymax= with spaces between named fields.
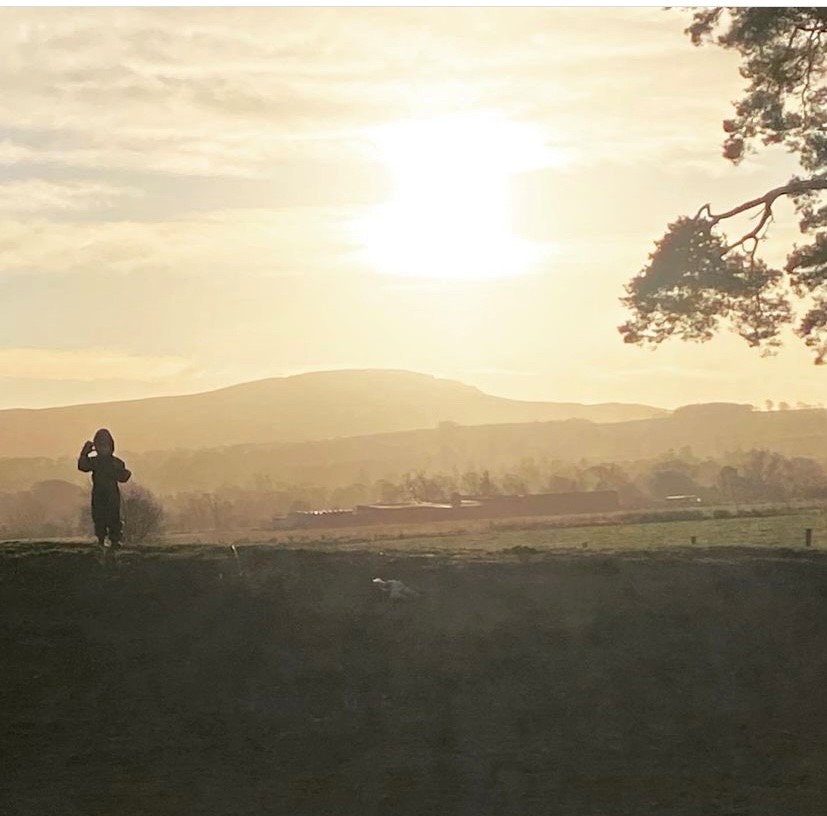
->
xmin=0 ymin=369 xmax=667 ymax=459
xmin=122 ymin=401 xmax=827 ymax=493
xmin=2 ymin=400 xmax=826 ymax=495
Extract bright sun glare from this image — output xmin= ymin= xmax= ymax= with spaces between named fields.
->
xmin=356 ymin=114 xmax=563 ymax=280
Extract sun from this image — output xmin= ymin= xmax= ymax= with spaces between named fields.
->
xmin=355 ymin=113 xmax=562 ymax=280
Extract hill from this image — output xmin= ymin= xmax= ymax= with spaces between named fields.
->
xmin=3 ymin=401 xmax=827 ymax=495
xmin=0 ymin=369 xmax=665 ymax=459
xmin=118 ymin=401 xmax=825 ymax=493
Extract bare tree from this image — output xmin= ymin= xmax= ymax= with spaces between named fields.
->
xmin=122 ymin=484 xmax=164 ymax=545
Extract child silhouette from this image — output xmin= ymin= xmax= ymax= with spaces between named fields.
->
xmin=78 ymin=428 xmax=132 ymax=550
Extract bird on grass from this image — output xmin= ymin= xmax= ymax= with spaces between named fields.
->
xmin=372 ymin=578 xmax=421 ymax=601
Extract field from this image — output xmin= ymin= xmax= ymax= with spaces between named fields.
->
xmin=4 ymin=515 xmax=827 ymax=815
xmin=163 ymin=506 xmax=827 ymax=554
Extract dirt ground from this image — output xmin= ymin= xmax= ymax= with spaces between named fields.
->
xmin=3 ymin=540 xmax=827 ymax=815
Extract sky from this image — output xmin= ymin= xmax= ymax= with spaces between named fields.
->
xmin=1 ymin=6 xmax=824 ymax=411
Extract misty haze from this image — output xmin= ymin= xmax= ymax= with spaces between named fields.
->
xmin=4 ymin=8 xmax=827 ymax=816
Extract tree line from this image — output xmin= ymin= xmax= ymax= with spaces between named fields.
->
xmin=2 ymin=448 xmax=826 ymax=539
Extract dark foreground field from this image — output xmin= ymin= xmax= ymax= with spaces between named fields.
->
xmin=3 ymin=542 xmax=827 ymax=815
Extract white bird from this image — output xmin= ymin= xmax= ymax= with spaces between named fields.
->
xmin=372 ymin=577 xmax=421 ymax=601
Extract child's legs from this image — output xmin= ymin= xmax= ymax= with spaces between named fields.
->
xmin=91 ymin=494 xmax=107 ymax=543
xmin=106 ymin=496 xmax=123 ymax=544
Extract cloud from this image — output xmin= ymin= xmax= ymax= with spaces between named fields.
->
xmin=0 ymin=7 xmax=746 ymax=180
xmin=468 ymin=366 xmax=537 ymax=378
xmin=0 ymin=347 xmax=192 ymax=381
xmin=0 ymin=179 xmax=140 ymax=215
xmin=0 ymin=206 xmax=364 ymax=276
xmin=0 ymin=9 xmax=422 ymax=175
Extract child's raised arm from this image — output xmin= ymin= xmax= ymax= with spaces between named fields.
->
xmin=78 ymin=440 xmax=94 ymax=472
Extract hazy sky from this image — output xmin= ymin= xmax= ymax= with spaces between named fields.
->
xmin=1 ymin=7 xmax=823 ymax=411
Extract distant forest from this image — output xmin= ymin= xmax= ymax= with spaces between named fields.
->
xmin=3 ymin=402 xmax=827 ymax=538
xmin=2 ymin=447 xmax=826 ymax=540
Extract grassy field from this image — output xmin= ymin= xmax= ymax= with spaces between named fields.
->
xmin=156 ymin=506 xmax=827 ymax=555
xmin=378 ymin=510 xmax=827 ymax=555
xmin=4 ymin=532 xmax=827 ymax=815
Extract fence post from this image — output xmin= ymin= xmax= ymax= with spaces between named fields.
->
xmin=805 ymin=528 xmax=813 ymax=548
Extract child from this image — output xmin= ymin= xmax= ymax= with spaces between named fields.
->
xmin=77 ymin=428 xmax=132 ymax=549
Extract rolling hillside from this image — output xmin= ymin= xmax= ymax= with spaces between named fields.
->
xmin=3 ymin=401 xmax=827 ymax=494
xmin=120 ymin=401 xmax=826 ymax=493
xmin=0 ymin=369 xmax=665 ymax=459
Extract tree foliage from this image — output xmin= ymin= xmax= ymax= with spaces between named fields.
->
xmin=620 ymin=8 xmax=827 ymax=361
xmin=122 ymin=484 xmax=164 ymax=544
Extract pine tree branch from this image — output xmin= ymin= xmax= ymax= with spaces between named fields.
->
xmin=694 ymin=177 xmax=827 ymax=254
